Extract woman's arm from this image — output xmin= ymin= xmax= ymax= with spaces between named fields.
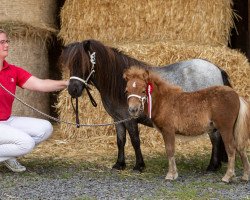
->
xmin=22 ymin=76 xmax=69 ymax=92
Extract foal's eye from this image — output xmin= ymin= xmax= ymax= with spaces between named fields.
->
xmin=142 ymin=90 xmax=146 ymax=94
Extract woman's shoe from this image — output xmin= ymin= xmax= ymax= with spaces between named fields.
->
xmin=3 ymin=158 xmax=26 ymax=172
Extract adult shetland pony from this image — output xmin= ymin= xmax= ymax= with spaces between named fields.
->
xmin=124 ymin=66 xmax=250 ymax=182
xmin=60 ymin=39 xmax=230 ymax=172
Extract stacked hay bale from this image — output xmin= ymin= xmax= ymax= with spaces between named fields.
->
xmin=57 ymin=0 xmax=250 ymax=148
xmin=60 ymin=0 xmax=233 ymax=46
xmin=0 ymin=0 xmax=57 ymax=117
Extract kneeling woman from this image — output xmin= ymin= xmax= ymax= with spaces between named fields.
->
xmin=0 ymin=29 xmax=68 ymax=172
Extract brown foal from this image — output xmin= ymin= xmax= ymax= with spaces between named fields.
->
xmin=124 ymin=66 xmax=250 ymax=182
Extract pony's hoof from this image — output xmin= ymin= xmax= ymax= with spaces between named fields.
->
xmin=165 ymin=172 xmax=178 ymax=180
xmin=133 ymin=163 xmax=145 ymax=172
xmin=112 ymin=162 xmax=126 ymax=171
xmin=206 ymin=162 xmax=222 ymax=172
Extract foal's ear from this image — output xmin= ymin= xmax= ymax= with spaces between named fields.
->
xmin=143 ymin=70 xmax=150 ymax=81
xmin=83 ymin=40 xmax=91 ymax=52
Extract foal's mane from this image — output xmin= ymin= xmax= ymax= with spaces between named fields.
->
xmin=85 ymin=40 xmax=150 ymax=101
xmin=148 ymin=71 xmax=183 ymax=94
xmin=126 ymin=66 xmax=182 ymax=94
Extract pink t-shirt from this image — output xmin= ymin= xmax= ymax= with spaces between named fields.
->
xmin=0 ymin=60 xmax=32 ymax=120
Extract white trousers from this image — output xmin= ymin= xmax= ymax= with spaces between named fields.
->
xmin=0 ymin=116 xmax=53 ymax=162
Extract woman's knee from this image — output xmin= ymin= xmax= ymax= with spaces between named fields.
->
xmin=32 ymin=119 xmax=53 ymax=144
xmin=41 ymin=120 xmax=53 ymax=140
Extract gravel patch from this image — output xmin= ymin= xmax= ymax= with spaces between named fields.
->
xmin=0 ymin=165 xmax=249 ymax=200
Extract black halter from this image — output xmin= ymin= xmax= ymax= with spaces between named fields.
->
xmin=70 ymin=51 xmax=97 ymax=128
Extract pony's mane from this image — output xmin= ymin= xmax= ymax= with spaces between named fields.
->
xmin=59 ymin=41 xmax=89 ymax=78
xmin=86 ymin=40 xmax=150 ymax=101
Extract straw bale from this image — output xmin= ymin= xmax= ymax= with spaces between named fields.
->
xmin=0 ymin=0 xmax=59 ymax=117
xmin=0 ymin=21 xmax=56 ymax=42
xmin=6 ymin=35 xmax=50 ymax=117
xmin=57 ymin=41 xmax=249 ymax=145
xmin=59 ymin=0 xmax=234 ymax=46
xmin=0 ymin=0 xmax=58 ymax=30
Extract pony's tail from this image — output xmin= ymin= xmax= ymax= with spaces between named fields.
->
xmin=234 ymin=97 xmax=250 ymax=151
xmin=220 ymin=68 xmax=232 ymax=87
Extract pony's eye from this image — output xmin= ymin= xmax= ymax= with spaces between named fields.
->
xmin=142 ymin=90 xmax=146 ymax=94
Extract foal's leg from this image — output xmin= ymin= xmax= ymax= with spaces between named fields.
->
xmin=222 ymin=150 xmax=236 ymax=183
xmin=161 ymin=130 xmax=178 ymax=180
xmin=238 ymin=150 xmax=250 ymax=181
xmin=112 ymin=123 xmax=127 ymax=170
xmin=220 ymin=130 xmax=236 ymax=183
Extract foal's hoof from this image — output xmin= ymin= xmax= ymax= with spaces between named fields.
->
xmin=221 ymin=176 xmax=230 ymax=183
xmin=241 ymin=174 xmax=249 ymax=182
xmin=165 ymin=172 xmax=178 ymax=180
xmin=112 ymin=162 xmax=126 ymax=171
xmin=222 ymin=173 xmax=235 ymax=183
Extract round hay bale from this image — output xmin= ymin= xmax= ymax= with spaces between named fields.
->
xmin=56 ymin=41 xmax=250 ymax=145
xmin=0 ymin=0 xmax=57 ymax=30
xmin=59 ymin=0 xmax=234 ymax=46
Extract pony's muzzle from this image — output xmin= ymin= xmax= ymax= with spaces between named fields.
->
xmin=68 ymin=81 xmax=84 ymax=98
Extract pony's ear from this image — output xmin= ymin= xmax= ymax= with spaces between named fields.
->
xmin=123 ymin=69 xmax=129 ymax=81
xmin=83 ymin=40 xmax=91 ymax=52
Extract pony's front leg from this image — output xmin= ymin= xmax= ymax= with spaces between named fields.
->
xmin=125 ymin=120 xmax=145 ymax=172
xmin=161 ymin=129 xmax=178 ymax=180
xmin=112 ymin=123 xmax=127 ymax=170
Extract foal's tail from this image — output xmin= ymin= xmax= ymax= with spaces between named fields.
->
xmin=234 ymin=97 xmax=250 ymax=151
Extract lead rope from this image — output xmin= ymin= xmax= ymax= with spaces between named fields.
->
xmin=0 ymin=83 xmax=132 ymax=127
xmin=85 ymin=87 xmax=97 ymax=107
xmin=75 ymin=98 xmax=80 ymax=128
xmin=71 ymin=88 xmax=97 ymax=128
xmin=71 ymin=97 xmax=80 ymax=128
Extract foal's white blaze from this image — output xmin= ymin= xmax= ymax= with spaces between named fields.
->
xmin=132 ymin=81 xmax=137 ymax=88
